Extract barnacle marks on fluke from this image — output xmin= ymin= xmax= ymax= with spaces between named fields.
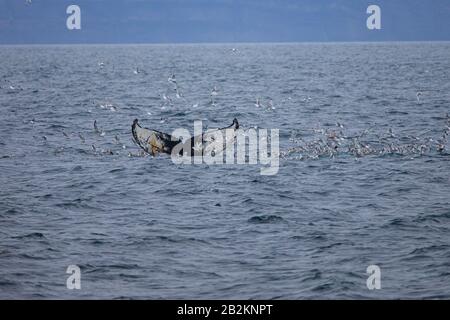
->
xmin=131 ymin=118 xmax=181 ymax=156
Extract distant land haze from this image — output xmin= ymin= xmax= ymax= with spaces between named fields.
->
xmin=0 ymin=0 xmax=449 ymax=44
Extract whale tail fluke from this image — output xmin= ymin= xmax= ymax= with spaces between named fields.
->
xmin=131 ymin=118 xmax=240 ymax=156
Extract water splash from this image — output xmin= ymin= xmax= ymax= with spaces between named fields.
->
xmin=283 ymin=115 xmax=450 ymax=161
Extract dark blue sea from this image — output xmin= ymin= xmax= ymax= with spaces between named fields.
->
xmin=1 ymin=42 xmax=449 ymax=299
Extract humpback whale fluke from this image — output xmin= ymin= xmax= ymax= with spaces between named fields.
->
xmin=132 ymin=118 xmax=240 ymax=156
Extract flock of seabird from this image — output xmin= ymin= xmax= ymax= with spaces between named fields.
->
xmin=2 ymin=57 xmax=448 ymax=161
xmin=284 ymin=113 xmax=450 ymax=161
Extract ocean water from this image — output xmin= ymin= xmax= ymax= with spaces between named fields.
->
xmin=1 ymin=43 xmax=449 ymax=299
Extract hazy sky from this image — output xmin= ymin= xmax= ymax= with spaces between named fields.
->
xmin=0 ymin=0 xmax=449 ymax=44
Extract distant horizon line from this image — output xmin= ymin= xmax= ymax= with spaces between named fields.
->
xmin=1 ymin=40 xmax=450 ymax=46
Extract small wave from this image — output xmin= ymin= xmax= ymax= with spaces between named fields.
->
xmin=0 ymin=280 xmax=19 ymax=287
xmin=385 ymin=217 xmax=410 ymax=227
xmin=153 ymin=235 xmax=209 ymax=244
xmin=118 ymin=273 xmax=143 ymax=279
xmin=0 ymin=249 xmax=11 ymax=257
xmin=48 ymin=124 xmax=67 ymax=130
xmin=4 ymin=208 xmax=21 ymax=215
xmin=71 ymin=165 xmax=83 ymax=172
xmin=409 ymin=244 xmax=450 ymax=255
xmin=83 ymin=263 xmax=141 ymax=273
xmin=386 ymin=109 xmax=409 ymax=115
xmin=301 ymin=269 xmax=323 ymax=282
xmin=18 ymin=253 xmax=49 ymax=260
xmin=247 ymin=215 xmax=285 ymax=224
xmin=311 ymin=282 xmax=334 ymax=292
xmin=413 ymin=212 xmax=450 ymax=223
xmin=12 ymin=232 xmax=46 ymax=240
